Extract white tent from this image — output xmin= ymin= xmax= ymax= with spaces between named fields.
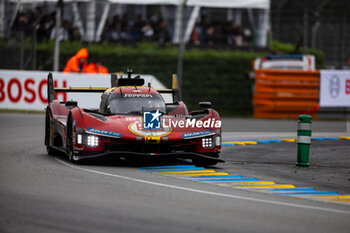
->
xmin=106 ymin=0 xmax=269 ymax=9
xmin=106 ymin=0 xmax=181 ymax=5
xmin=105 ymin=0 xmax=270 ymax=46
xmin=8 ymin=0 xmax=89 ymax=2
xmin=186 ymin=0 xmax=269 ymax=9
xmin=3 ymin=0 xmax=270 ymax=46
xmin=7 ymin=0 xmax=90 ymax=4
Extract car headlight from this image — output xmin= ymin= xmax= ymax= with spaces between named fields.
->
xmin=202 ymin=137 xmax=213 ymax=148
xmin=76 ymin=133 xmax=99 ymax=147
xmin=87 ymin=135 xmax=99 ymax=147
xmin=77 ymin=134 xmax=83 ymax=144
xmin=215 ymin=135 xmax=221 ymax=146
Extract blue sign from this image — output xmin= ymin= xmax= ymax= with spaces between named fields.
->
xmin=182 ymin=129 xmax=213 ymax=139
xmin=86 ymin=127 xmax=122 ymax=138
xmin=143 ymin=110 xmax=161 ymax=129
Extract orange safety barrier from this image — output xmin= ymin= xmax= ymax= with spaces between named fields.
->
xmin=253 ymin=69 xmax=320 ymax=119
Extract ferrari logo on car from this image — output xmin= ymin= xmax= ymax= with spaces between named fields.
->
xmin=143 ymin=110 xmax=161 ymax=129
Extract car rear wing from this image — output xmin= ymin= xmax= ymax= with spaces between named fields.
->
xmin=47 ymin=73 xmax=108 ymax=103
xmin=156 ymin=74 xmax=181 ymax=102
xmin=47 ymin=72 xmax=181 ymax=103
xmin=110 ymin=71 xmax=181 ymax=102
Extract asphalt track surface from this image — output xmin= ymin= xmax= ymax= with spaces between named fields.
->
xmin=1 ymin=113 xmax=350 ymax=233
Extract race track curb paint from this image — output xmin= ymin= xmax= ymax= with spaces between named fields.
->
xmin=140 ymin=165 xmax=350 ymax=205
xmin=221 ymin=136 xmax=350 ymax=147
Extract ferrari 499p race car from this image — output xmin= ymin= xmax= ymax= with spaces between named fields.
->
xmin=45 ymin=70 xmax=223 ymax=165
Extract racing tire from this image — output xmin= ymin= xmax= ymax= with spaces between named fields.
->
xmin=45 ymin=109 xmax=55 ymax=156
xmin=66 ymin=112 xmax=76 ymax=162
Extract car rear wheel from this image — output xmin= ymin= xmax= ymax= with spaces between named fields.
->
xmin=66 ymin=112 xmax=75 ymax=162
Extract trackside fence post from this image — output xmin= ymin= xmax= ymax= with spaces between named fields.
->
xmin=296 ymin=114 xmax=312 ymax=166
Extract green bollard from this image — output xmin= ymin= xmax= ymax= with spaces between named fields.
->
xmin=296 ymin=114 xmax=312 ymax=166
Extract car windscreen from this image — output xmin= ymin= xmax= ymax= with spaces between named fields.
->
xmin=107 ymin=93 xmax=166 ymax=115
xmin=265 ymin=65 xmax=304 ymax=70
xmin=262 ymin=61 xmax=304 ymax=70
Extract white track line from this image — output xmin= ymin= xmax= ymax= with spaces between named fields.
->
xmin=55 ymin=157 xmax=350 ymax=215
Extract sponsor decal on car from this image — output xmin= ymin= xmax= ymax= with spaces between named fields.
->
xmin=86 ymin=127 xmax=122 ymax=138
xmin=125 ymin=117 xmax=141 ymax=122
xmin=182 ymin=129 xmax=213 ymax=139
xmin=123 ymin=94 xmax=153 ymax=98
xmin=128 ymin=121 xmax=172 ymax=137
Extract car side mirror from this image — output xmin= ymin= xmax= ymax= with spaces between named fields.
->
xmin=199 ymin=102 xmax=211 ymax=109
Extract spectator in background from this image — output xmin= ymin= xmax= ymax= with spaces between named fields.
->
xmin=95 ymin=62 xmax=109 ymax=74
xmin=215 ymin=23 xmax=225 ymax=44
xmin=12 ymin=13 xmax=29 ymax=33
xmin=205 ymin=25 xmax=216 ymax=45
xmin=35 ymin=13 xmax=56 ymax=41
xmin=226 ymin=22 xmax=234 ymax=45
xmin=155 ymin=20 xmax=170 ymax=46
xmin=11 ymin=9 xmax=47 ymax=41
xmin=233 ymin=23 xmax=243 ymax=46
xmin=86 ymin=60 xmax=109 ymax=74
xmin=121 ymin=13 xmax=129 ymax=29
xmin=70 ymin=27 xmax=81 ymax=41
xmin=9 ymin=8 xmax=261 ymax=49
xmin=109 ymin=15 xmax=120 ymax=30
xmin=12 ymin=9 xmax=39 ymax=36
xmin=233 ymin=22 xmax=243 ymax=46
xmin=121 ymin=24 xmax=132 ymax=43
xmin=242 ymin=28 xmax=253 ymax=46
xmin=196 ymin=22 xmax=205 ymax=44
xmin=50 ymin=20 xmax=69 ymax=41
xmin=226 ymin=21 xmax=242 ymax=46
xmin=108 ymin=22 xmax=123 ymax=42
xmin=132 ymin=14 xmax=145 ymax=42
xmin=141 ymin=22 xmax=154 ymax=41
xmin=99 ymin=18 xmax=111 ymax=42
xmin=63 ymin=48 xmax=88 ymax=73
xmin=37 ymin=17 xmax=48 ymax=42
xmin=190 ymin=23 xmax=200 ymax=45
xmin=44 ymin=13 xmax=56 ymax=36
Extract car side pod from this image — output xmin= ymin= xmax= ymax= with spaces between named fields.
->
xmin=296 ymin=114 xmax=312 ymax=167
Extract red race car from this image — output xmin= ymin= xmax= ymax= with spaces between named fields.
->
xmin=45 ymin=70 xmax=223 ymax=165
